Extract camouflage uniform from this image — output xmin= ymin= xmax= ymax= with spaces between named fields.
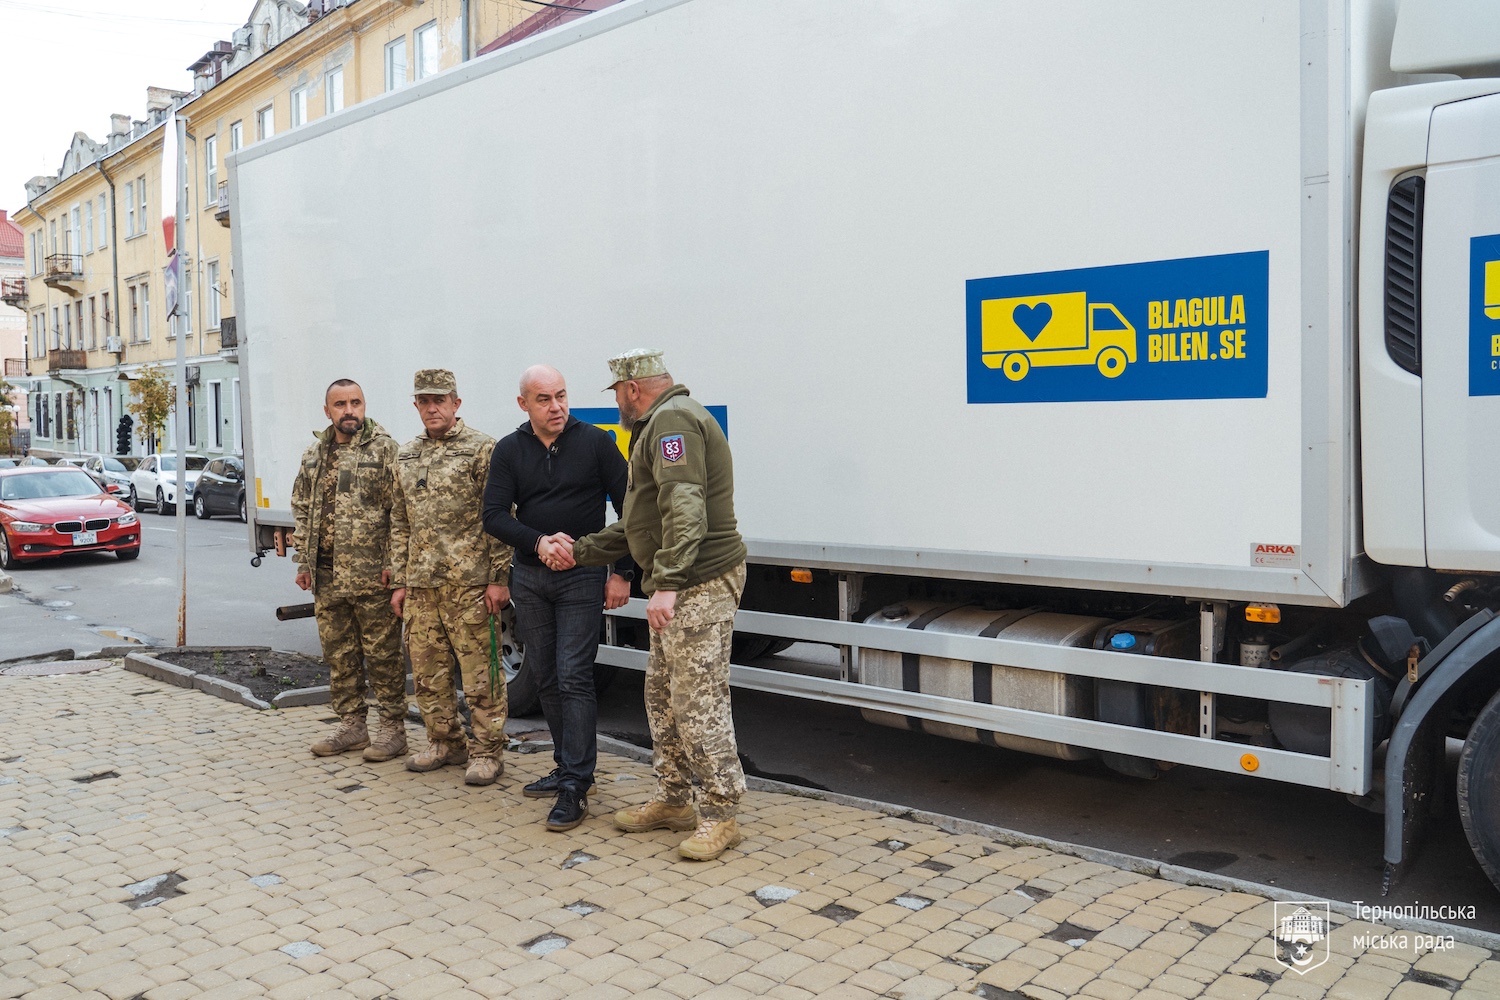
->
xmin=575 ymin=350 xmax=749 ymax=824
xmin=391 ymin=408 xmax=513 ymax=761
xmin=290 ymin=418 xmax=405 ymax=722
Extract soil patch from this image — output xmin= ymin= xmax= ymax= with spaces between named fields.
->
xmin=151 ymin=649 xmax=328 ymax=702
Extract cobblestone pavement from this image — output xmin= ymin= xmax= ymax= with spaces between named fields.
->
xmin=1 ymin=664 xmax=1497 ymax=1000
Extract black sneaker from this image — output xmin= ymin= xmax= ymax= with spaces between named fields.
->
xmin=523 ymin=768 xmax=562 ymax=799
xmin=545 ymin=787 xmax=588 ymax=832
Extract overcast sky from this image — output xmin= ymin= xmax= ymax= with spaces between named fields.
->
xmin=2 ymin=0 xmax=251 ymax=218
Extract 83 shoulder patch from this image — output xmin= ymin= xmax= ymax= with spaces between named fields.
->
xmin=659 ymin=434 xmax=686 ymax=464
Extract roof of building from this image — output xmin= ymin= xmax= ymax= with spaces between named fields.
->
xmin=0 ymin=211 xmax=23 ymax=259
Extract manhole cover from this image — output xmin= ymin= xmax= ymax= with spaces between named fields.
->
xmin=0 ymin=660 xmax=109 ymax=677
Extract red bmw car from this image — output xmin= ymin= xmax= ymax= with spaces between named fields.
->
xmin=0 ymin=466 xmax=141 ymax=570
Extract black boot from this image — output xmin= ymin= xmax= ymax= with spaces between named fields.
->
xmin=546 ymin=785 xmax=588 ymax=832
xmin=524 ymin=767 xmax=562 ymax=799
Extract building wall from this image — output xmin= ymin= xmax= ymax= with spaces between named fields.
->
xmin=14 ymin=0 xmax=540 ymax=459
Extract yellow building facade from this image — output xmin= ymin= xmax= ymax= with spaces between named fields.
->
xmin=12 ymin=0 xmax=529 ymax=459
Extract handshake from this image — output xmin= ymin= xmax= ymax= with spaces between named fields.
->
xmin=537 ymin=532 xmax=577 ymax=571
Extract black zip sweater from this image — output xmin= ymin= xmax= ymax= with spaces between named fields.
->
xmin=482 ymin=415 xmax=632 ymax=575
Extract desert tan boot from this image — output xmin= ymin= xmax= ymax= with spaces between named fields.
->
xmin=677 ymin=818 xmax=743 ymax=861
xmin=362 ymin=717 xmax=408 ymax=763
xmin=614 ymin=799 xmax=698 ymax=833
xmin=311 ymin=712 xmax=369 ymax=757
xmin=464 ymin=755 xmax=504 ymax=786
xmin=404 ymin=739 xmax=469 ymax=772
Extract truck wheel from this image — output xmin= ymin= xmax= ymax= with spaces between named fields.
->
xmin=1096 ymin=347 xmax=1128 ymax=378
xmin=1458 ymin=685 xmax=1500 ymax=891
xmin=1002 ymin=353 xmax=1030 ymax=382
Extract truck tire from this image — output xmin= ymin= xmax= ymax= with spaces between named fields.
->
xmin=1457 ymin=686 xmax=1500 ymax=891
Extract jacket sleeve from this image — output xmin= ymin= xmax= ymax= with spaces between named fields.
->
xmin=599 ymin=431 xmax=635 ymax=579
xmin=649 ymin=421 xmax=708 ymax=592
xmin=573 ymin=519 xmax=631 ymax=567
xmin=476 ymin=438 xmax=513 ymax=586
xmin=482 ymin=437 xmax=542 ymax=557
xmin=289 ymin=445 xmax=315 ymax=575
xmin=388 ymin=453 xmax=409 ymax=588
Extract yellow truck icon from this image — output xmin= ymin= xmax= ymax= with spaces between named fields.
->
xmin=980 ymin=291 xmax=1137 ymax=380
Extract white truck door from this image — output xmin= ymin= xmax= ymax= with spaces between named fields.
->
xmin=1423 ymin=92 xmax=1500 ymax=572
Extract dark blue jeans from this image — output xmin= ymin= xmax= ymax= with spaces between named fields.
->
xmin=510 ymin=561 xmax=608 ymax=792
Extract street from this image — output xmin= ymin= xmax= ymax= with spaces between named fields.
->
xmin=3 ymin=513 xmax=1498 ymax=935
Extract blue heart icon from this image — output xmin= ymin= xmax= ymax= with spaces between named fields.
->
xmin=1012 ymin=302 xmax=1052 ymax=340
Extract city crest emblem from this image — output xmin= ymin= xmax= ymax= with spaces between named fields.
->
xmin=660 ymin=434 xmax=686 ymax=463
xmin=1272 ymin=900 xmax=1331 ymax=973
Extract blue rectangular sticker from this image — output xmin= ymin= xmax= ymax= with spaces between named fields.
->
xmin=1470 ymin=234 xmax=1500 ymax=396
xmin=573 ymin=406 xmax=728 ymax=459
xmin=966 ymin=251 xmax=1269 ymax=403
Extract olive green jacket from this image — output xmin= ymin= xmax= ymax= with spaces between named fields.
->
xmin=390 ymin=419 xmax=512 ymax=589
xmin=574 ymin=385 xmax=746 ymax=593
xmin=290 ymin=417 xmax=398 ymax=597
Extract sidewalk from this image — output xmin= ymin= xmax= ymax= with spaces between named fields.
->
xmin=1 ymin=664 xmax=1496 ymax=1000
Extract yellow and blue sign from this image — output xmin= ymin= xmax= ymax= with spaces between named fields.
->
xmin=573 ymin=406 xmax=728 ymax=458
xmin=966 ymin=251 xmax=1269 ymax=403
xmin=1470 ymin=234 xmax=1500 ymax=396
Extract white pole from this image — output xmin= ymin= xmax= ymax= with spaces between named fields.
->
xmin=172 ymin=116 xmax=189 ymax=647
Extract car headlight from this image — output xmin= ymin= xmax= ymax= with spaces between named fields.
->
xmin=116 ymin=512 xmax=138 ymax=526
xmin=8 ymin=521 xmax=46 ymax=533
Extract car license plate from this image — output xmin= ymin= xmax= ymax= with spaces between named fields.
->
xmin=72 ymin=531 xmax=97 ymax=546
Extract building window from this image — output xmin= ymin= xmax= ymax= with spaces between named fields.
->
xmin=137 ymin=176 xmax=147 ymax=232
xmin=124 ymin=181 xmax=135 ymax=236
xmin=30 ymin=231 xmax=41 ymax=274
xmin=65 ymin=393 xmax=75 ymax=440
xmin=291 ymin=86 xmax=309 ymax=128
xmin=230 ymin=120 xmax=243 ymax=152
xmin=101 ymin=292 xmax=110 ymax=342
xmin=129 ymin=287 xmax=139 ymax=341
xmin=75 ymin=302 xmax=83 ymax=349
xmin=40 ymin=394 xmax=50 ymax=439
xmin=416 ymin=21 xmax=440 ymax=79
xmin=385 ymin=37 xmax=407 ymax=92
xmin=186 ymin=386 xmax=197 ymax=447
xmin=206 ymin=260 xmax=221 ymax=328
xmin=183 ymin=267 xmax=193 ymax=335
xmin=88 ymin=297 xmax=97 ymax=350
xmin=32 ymin=313 xmax=43 ymax=358
xmin=84 ymin=201 xmax=93 ymax=254
xmin=97 ymin=194 xmax=108 ymax=248
xmin=325 ymin=66 xmax=344 ymax=114
xmin=70 ymin=205 xmax=80 ymax=254
xmin=256 ymin=104 xmax=274 ymax=141
xmin=52 ymin=307 xmax=60 ymax=350
xmin=211 ymin=381 xmax=223 ymax=449
xmin=50 ymin=218 xmax=57 ymax=254
xmin=205 ymin=135 xmax=218 ymax=203
xmin=141 ymin=282 xmax=151 ymax=340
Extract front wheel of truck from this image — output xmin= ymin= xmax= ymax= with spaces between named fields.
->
xmin=1458 ymin=685 xmax=1500 ymax=892
xmin=1096 ymin=346 xmax=1128 ymax=378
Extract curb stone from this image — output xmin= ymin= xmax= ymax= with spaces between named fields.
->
xmin=0 ymin=648 xmax=76 ymax=666
xmin=272 ymin=685 xmax=331 ymax=708
xmin=595 ymin=733 xmax=1500 ymax=953
xmin=123 ymin=650 xmax=273 ymax=710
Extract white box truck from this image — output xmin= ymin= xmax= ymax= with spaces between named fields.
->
xmin=229 ymin=0 xmax=1500 ymax=892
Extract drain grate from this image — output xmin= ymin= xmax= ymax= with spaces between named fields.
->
xmin=0 ymin=660 xmax=109 ymax=677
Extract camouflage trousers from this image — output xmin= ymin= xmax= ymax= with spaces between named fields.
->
xmin=313 ymin=572 xmax=406 ymax=720
xmin=645 ymin=562 xmax=748 ymax=822
xmin=404 ymin=585 xmax=507 ymax=758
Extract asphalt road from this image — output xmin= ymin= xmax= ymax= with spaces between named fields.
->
xmin=4 ymin=516 xmax=1498 ymax=934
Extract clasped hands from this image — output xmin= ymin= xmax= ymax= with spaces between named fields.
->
xmin=537 ymin=532 xmax=576 ymax=571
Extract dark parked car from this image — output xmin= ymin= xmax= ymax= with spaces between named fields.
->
xmin=194 ymin=456 xmax=247 ymax=522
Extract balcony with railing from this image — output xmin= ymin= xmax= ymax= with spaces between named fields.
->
xmin=215 ymin=180 xmax=230 ymax=227
xmin=0 ymin=277 xmax=25 ymax=307
xmin=43 ymin=253 xmax=83 ymax=292
xmin=218 ymin=316 xmax=238 ymax=350
xmin=3 ymin=358 xmax=24 ymax=377
xmin=47 ymin=349 xmax=87 ymax=372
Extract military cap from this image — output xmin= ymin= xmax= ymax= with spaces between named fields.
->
xmin=412 ymin=368 xmax=457 ymax=396
xmin=604 ymin=348 xmax=667 ymax=390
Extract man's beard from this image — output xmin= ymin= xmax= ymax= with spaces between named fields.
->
xmin=338 ymin=416 xmax=361 ymax=431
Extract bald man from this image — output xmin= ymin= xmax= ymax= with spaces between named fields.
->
xmin=482 ymin=364 xmax=633 ymax=831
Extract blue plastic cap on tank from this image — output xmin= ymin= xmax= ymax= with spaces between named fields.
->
xmin=1110 ymin=633 xmax=1137 ymax=650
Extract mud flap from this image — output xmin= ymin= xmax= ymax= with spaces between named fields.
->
xmin=1383 ymin=611 xmax=1500 ymax=893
